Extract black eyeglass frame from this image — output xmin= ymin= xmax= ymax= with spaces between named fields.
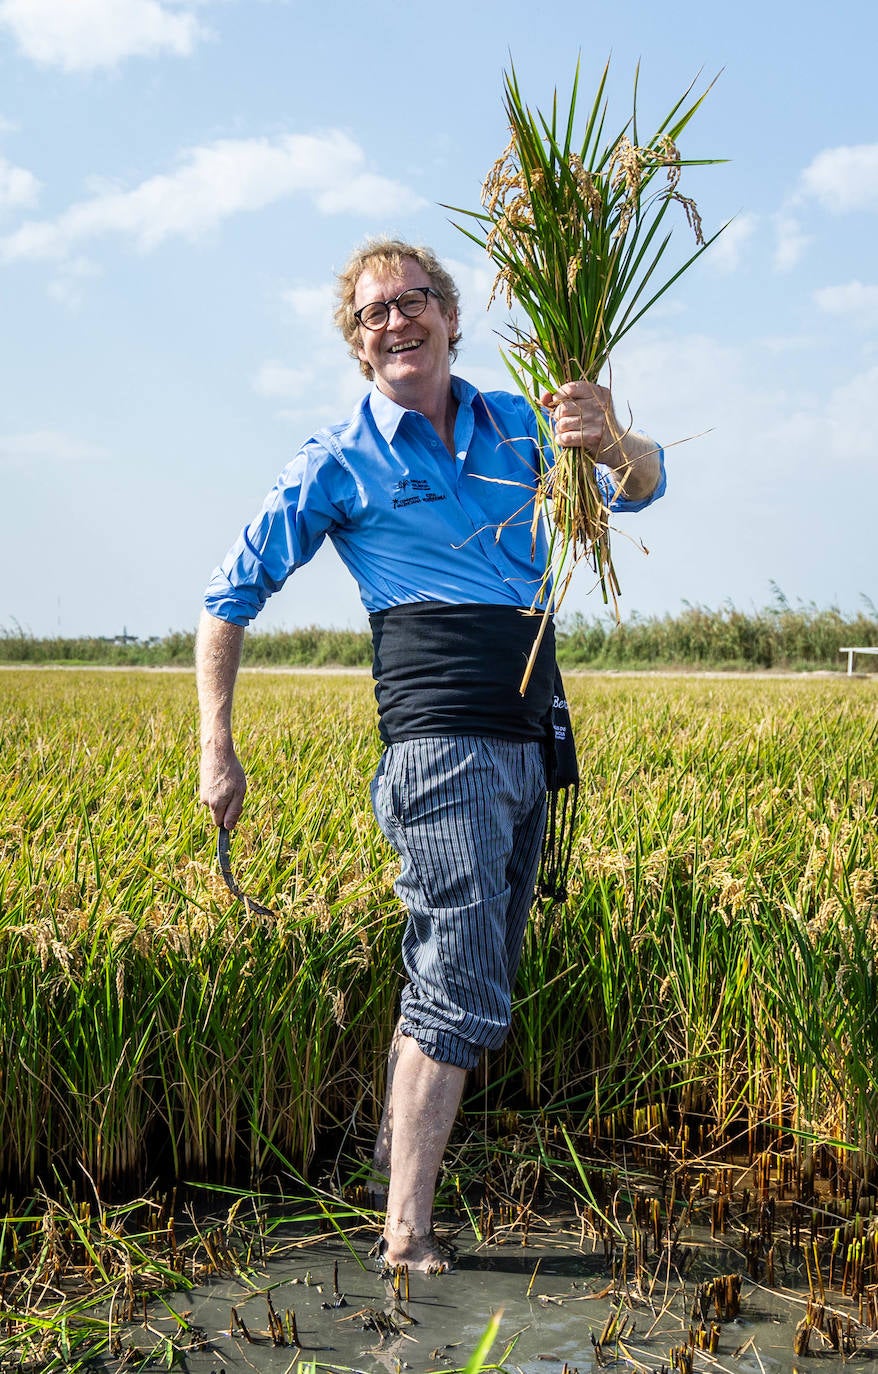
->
xmin=353 ymin=286 xmax=442 ymax=331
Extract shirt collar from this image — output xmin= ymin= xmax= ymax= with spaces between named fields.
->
xmin=367 ymin=375 xmax=478 ymax=445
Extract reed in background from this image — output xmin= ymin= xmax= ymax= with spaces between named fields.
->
xmin=2 ymin=597 xmax=875 ymax=670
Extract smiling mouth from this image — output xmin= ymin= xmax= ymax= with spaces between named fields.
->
xmin=388 ymin=340 xmax=423 ymax=355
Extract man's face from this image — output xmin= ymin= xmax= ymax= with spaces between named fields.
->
xmin=353 ymin=258 xmax=458 ymax=408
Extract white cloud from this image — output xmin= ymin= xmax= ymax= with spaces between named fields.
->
xmin=764 ymin=362 xmax=878 ymax=471
xmin=0 ymin=132 xmax=426 ymax=265
xmin=47 ymin=255 xmax=101 ymax=309
xmin=457 ymin=360 xmax=513 ymax=395
xmin=609 ymin=331 xmax=741 ymax=450
xmin=0 ymin=154 xmax=40 ymax=212
xmin=558 ymin=324 xmax=878 ymax=622
xmin=826 ymin=363 xmax=878 ymax=438
xmin=444 ymin=252 xmax=507 ymax=355
xmin=772 ymin=213 xmax=810 ymax=272
xmin=814 ymin=280 xmax=878 ymax=327
xmin=282 ymin=283 xmax=335 ymax=333
xmin=756 ymin=334 xmax=817 ymax=355
xmin=315 ymin=172 xmax=427 ymax=217
xmin=0 ymin=0 xmax=205 ymax=71
xmin=615 ymin=329 xmax=874 ymax=472
xmin=252 ymin=361 xmax=312 ymax=399
xmin=274 ymin=362 xmax=368 ymax=429
xmin=705 ymin=213 xmax=758 ymax=275
xmin=798 ymin=143 xmax=878 ymax=213
xmin=442 ymin=255 xmax=496 ymax=312
xmin=272 ymin=278 xmax=366 ymax=417
xmin=0 ymin=430 xmax=109 ymax=463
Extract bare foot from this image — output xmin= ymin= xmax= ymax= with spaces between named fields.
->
xmin=379 ymin=1230 xmax=456 ymax=1274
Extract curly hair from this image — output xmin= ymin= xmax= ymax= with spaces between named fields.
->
xmin=334 ymin=236 xmax=462 ymax=379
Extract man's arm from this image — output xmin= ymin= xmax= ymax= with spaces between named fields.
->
xmin=196 ymin=609 xmax=247 ymax=828
xmin=541 ymin=379 xmax=663 ymax=504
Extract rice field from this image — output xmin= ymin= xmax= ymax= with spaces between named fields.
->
xmin=1 ymin=666 xmax=877 ymax=1200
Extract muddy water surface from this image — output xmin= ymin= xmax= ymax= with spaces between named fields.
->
xmin=141 ymin=1220 xmax=878 ymax=1374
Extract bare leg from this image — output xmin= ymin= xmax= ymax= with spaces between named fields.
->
xmin=381 ymin=1035 xmax=466 ymax=1272
xmin=373 ymin=1018 xmax=405 ymax=1178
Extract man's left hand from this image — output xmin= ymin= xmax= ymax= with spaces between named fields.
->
xmin=540 ymin=379 xmax=615 ymax=456
xmin=540 ymin=378 xmax=662 ymax=504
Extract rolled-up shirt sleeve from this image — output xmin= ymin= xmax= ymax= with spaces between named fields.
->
xmin=536 ymin=398 xmax=667 ymax=514
xmin=204 ymin=440 xmax=352 ymax=626
xmin=599 ymin=442 xmax=667 ymax=513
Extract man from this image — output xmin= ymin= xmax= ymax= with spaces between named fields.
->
xmin=197 ymin=236 xmax=665 ymax=1273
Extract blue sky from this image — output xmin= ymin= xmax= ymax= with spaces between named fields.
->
xmin=1 ymin=0 xmax=876 ymax=639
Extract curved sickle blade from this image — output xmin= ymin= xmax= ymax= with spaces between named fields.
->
xmin=216 ymin=826 xmax=276 ymax=917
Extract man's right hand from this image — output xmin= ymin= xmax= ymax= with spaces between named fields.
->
xmin=195 ymin=610 xmax=247 ymax=828
xmin=200 ymin=741 xmax=247 ymax=829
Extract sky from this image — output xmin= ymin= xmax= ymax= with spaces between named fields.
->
xmin=1 ymin=0 xmax=876 ymax=640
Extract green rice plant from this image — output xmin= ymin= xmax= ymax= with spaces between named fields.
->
xmin=0 ymin=669 xmax=407 ymax=1192
xmin=750 ymin=863 xmax=878 ymax=1182
xmin=0 ymin=1189 xmax=198 ymax=1373
xmin=449 ymin=60 xmax=722 ymax=624
xmin=2 ymin=669 xmax=877 ymax=1197
xmin=488 ymin=676 xmax=877 ymax=1172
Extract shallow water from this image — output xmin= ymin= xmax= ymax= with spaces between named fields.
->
xmin=134 ymin=1219 xmax=878 ymax=1374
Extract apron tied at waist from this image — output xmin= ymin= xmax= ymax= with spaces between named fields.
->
xmin=368 ymin=601 xmax=578 ymax=903
xmin=537 ymin=664 xmax=580 ymax=902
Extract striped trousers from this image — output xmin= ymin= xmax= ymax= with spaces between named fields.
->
xmin=371 ymin=735 xmax=547 ymax=1070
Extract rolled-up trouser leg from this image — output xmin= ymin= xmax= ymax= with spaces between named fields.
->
xmin=371 ymin=735 xmax=547 ymax=1070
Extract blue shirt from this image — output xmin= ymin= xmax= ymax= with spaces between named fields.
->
xmin=204 ymin=376 xmax=666 ymax=625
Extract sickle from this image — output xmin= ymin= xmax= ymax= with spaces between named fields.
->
xmin=216 ymin=826 xmax=276 ymax=917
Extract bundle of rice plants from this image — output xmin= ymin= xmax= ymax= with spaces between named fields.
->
xmin=449 ymin=60 xmax=723 ymax=662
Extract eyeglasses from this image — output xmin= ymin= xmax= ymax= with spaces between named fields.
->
xmin=354 ymin=286 xmax=441 ymax=331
